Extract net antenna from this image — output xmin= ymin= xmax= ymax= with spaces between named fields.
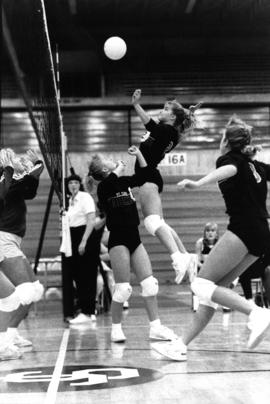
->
xmin=55 ymin=43 xmax=68 ymax=210
xmin=2 ymin=0 xmax=64 ymax=205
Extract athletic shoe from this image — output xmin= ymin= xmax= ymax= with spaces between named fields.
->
xmin=69 ymin=313 xmax=92 ymax=325
xmin=0 ymin=344 xmax=22 ymax=361
xmin=151 ymin=338 xmax=187 ymax=361
xmin=12 ymin=333 xmax=33 ymax=348
xmin=172 ymin=254 xmax=192 ymax=284
xmin=247 ymin=307 xmax=270 ymax=349
xmin=149 ymin=324 xmax=178 ymax=341
xmin=111 ymin=328 xmax=126 ymax=343
xmin=90 ymin=314 xmax=97 ymax=321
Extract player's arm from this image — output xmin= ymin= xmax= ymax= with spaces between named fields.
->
xmin=128 ymin=145 xmax=147 ymax=167
xmin=132 ymin=89 xmax=151 ymax=125
xmin=177 ymin=165 xmax=237 ymax=189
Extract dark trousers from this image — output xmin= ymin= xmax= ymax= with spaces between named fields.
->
xmin=61 ymin=225 xmax=98 ymax=318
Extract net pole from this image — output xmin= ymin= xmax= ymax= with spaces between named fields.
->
xmin=55 ymin=43 xmax=67 ymax=211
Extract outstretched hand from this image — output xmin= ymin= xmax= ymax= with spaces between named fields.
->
xmin=0 ymin=149 xmax=13 ymax=168
xmin=177 ymin=179 xmax=199 ymax=190
xmin=26 ymin=149 xmax=40 ymax=164
xmin=132 ymin=89 xmax=141 ymax=105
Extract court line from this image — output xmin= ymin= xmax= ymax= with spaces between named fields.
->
xmin=44 ymin=328 xmax=70 ymax=404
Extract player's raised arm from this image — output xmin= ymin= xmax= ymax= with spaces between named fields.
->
xmin=131 ymin=89 xmax=151 ymax=125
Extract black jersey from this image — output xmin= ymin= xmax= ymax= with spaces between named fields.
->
xmin=135 ymin=118 xmax=179 ymax=170
xmin=0 ymin=172 xmax=40 ymax=237
xmin=216 ymin=150 xmax=270 ymax=218
xmin=97 ymin=172 xmax=145 ymax=231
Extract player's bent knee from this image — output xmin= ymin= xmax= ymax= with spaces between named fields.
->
xmin=140 ymin=276 xmax=159 ymax=297
xmin=144 ymin=215 xmax=163 ymax=236
xmin=113 ymin=283 xmax=132 ymax=303
xmin=32 ymin=280 xmax=44 ymax=302
xmin=0 ymin=290 xmax=21 ymax=312
xmin=191 ymin=277 xmax=217 ymax=302
xmin=16 ymin=282 xmax=36 ymax=305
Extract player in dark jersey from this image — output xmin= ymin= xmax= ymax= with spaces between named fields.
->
xmin=0 ymin=148 xmax=44 ymax=360
xmin=88 ymin=145 xmax=177 ymax=343
xmin=152 ymin=116 xmax=270 ymax=361
xmin=132 ymin=89 xmax=201 ymax=284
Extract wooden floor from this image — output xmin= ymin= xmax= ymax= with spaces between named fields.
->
xmin=1 ymin=284 xmax=270 ymax=404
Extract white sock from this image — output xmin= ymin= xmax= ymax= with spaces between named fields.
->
xmin=150 ymin=319 xmax=161 ymax=328
xmin=112 ymin=323 xmax=122 ymax=331
xmin=0 ymin=331 xmax=8 ymax=345
xmin=249 ymin=305 xmax=261 ymax=322
xmin=7 ymin=327 xmax=18 ymax=337
xmin=171 ymin=251 xmax=183 ymax=262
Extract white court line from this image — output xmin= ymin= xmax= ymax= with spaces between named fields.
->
xmin=44 ymin=328 xmax=70 ymax=404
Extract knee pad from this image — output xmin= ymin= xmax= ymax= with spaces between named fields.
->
xmin=191 ymin=277 xmax=218 ymax=309
xmin=32 ymin=281 xmax=44 ymax=302
xmin=0 ymin=290 xmax=21 ymax=312
xmin=144 ymin=215 xmax=164 ymax=236
xmin=112 ymin=283 xmax=132 ymax=303
xmin=16 ymin=282 xmax=36 ymax=305
xmin=140 ymin=276 xmax=159 ymax=297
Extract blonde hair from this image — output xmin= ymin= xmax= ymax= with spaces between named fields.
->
xmin=225 ymin=115 xmax=261 ymax=158
xmin=88 ymin=154 xmax=106 ymax=182
xmin=167 ymin=100 xmax=202 ymax=141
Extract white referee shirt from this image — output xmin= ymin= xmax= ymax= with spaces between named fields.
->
xmin=67 ymin=191 xmax=96 ymax=228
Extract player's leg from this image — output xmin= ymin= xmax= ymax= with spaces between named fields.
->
xmin=131 ymin=242 xmax=178 ymax=341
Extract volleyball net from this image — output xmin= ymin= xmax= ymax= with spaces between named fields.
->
xmin=2 ymin=0 xmax=65 ymax=206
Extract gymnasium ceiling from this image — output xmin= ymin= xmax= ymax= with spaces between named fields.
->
xmin=3 ymin=0 xmax=270 ymax=50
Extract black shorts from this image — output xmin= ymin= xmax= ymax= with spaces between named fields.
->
xmin=139 ymin=167 xmax=163 ymax=193
xmin=228 ymin=216 xmax=270 ymax=257
xmin=108 ymin=227 xmax=141 ymax=254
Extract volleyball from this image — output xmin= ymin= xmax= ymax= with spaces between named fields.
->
xmin=104 ymin=36 xmax=127 ymax=60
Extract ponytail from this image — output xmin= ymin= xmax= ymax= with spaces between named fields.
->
xmin=169 ymin=101 xmax=202 ymax=141
xmin=242 ymin=144 xmax=262 ymax=158
xmin=225 ymin=115 xmax=262 ymax=158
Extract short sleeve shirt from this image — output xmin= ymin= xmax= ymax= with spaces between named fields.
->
xmin=216 ymin=150 xmax=270 ymax=218
xmin=67 ymin=191 xmax=96 ymax=227
xmin=135 ymin=118 xmax=179 ymax=170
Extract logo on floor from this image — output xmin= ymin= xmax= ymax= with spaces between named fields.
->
xmin=0 ymin=365 xmax=163 ymax=391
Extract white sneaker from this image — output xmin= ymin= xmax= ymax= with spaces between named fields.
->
xmin=111 ymin=327 xmax=126 ymax=343
xmin=90 ymin=314 xmax=97 ymax=322
xmin=172 ymin=254 xmax=192 ymax=284
xmin=247 ymin=307 xmax=270 ymax=349
xmin=69 ymin=313 xmax=92 ymax=325
xmin=152 ymin=338 xmax=187 ymax=361
xmin=0 ymin=344 xmax=22 ymax=361
xmin=12 ymin=333 xmax=33 ymax=348
xmin=149 ymin=324 xmax=178 ymax=341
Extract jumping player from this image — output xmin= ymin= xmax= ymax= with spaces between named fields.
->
xmin=88 ymin=145 xmax=178 ymax=343
xmin=152 ymin=116 xmax=270 ymax=360
xmin=132 ymin=89 xmax=201 ymax=283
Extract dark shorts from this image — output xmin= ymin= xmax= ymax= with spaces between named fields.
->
xmin=108 ymin=227 xmax=141 ymax=254
xmin=136 ymin=167 xmax=163 ymax=193
xmin=228 ymin=216 xmax=270 ymax=257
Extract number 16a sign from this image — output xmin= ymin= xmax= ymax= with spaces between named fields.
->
xmin=159 ymin=153 xmax=187 ymax=166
